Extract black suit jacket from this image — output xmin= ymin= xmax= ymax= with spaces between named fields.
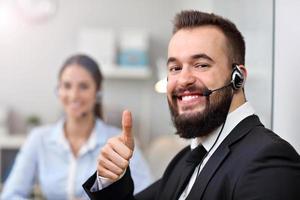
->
xmin=83 ymin=115 xmax=300 ymax=200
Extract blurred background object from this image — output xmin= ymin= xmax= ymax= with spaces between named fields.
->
xmin=154 ymin=57 xmax=167 ymax=93
xmin=118 ymin=29 xmax=149 ymax=67
xmin=6 ymin=109 xmax=27 ymax=135
xmin=16 ymin=0 xmax=58 ymax=24
xmin=25 ymin=114 xmax=41 ymax=131
xmin=78 ymin=28 xmax=116 ymax=67
xmin=0 ymin=107 xmax=8 ymax=136
xmin=146 ymin=135 xmax=189 ymax=179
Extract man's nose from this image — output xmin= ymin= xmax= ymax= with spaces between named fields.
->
xmin=177 ymin=67 xmax=196 ymax=87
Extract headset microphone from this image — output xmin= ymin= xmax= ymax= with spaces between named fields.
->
xmin=203 ymin=64 xmax=245 ymax=97
xmin=203 ymin=83 xmax=232 ymax=97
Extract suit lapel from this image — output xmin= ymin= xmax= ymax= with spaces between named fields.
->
xmin=158 ymin=147 xmax=191 ymax=200
xmin=186 ymin=115 xmax=263 ymax=199
xmin=160 ymin=154 xmax=198 ymax=200
xmin=172 ymin=162 xmax=198 ymax=199
xmin=187 ymin=145 xmax=230 ymax=200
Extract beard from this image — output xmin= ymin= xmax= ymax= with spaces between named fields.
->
xmin=168 ymin=84 xmax=232 ymax=139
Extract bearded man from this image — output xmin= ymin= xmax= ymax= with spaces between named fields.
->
xmin=83 ymin=10 xmax=300 ymax=200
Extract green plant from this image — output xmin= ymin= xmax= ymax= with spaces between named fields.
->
xmin=26 ymin=115 xmax=41 ymax=126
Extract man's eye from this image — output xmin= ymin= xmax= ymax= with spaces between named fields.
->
xmin=195 ymin=64 xmax=209 ymax=68
xmin=169 ymin=66 xmax=182 ymax=72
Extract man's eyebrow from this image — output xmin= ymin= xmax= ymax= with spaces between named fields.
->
xmin=167 ymin=57 xmax=177 ymax=66
xmin=167 ymin=54 xmax=213 ymax=66
xmin=191 ymin=53 xmax=213 ymax=61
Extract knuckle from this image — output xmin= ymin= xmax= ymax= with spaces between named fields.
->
xmin=125 ymin=150 xmax=133 ymax=160
xmin=116 ymin=168 xmax=124 ymax=175
xmin=97 ymin=154 xmax=103 ymax=162
xmin=120 ymin=160 xmax=129 ymax=169
xmin=107 ymin=140 xmax=113 ymax=147
xmin=97 ymin=166 xmax=105 ymax=176
xmin=107 ymin=137 xmax=117 ymax=145
xmin=111 ymin=174 xmax=119 ymax=181
xmin=101 ymin=147 xmax=110 ymax=157
xmin=107 ymin=137 xmax=114 ymax=143
xmin=98 ymin=158 xmax=105 ymax=166
xmin=101 ymin=150 xmax=108 ymax=157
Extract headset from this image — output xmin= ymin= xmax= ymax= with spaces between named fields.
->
xmin=203 ymin=63 xmax=245 ymax=96
xmin=231 ymin=64 xmax=245 ymax=90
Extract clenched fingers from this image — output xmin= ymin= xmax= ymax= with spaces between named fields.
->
xmin=108 ymin=137 xmax=133 ymax=160
xmin=97 ymin=156 xmax=124 ymax=180
xmin=101 ymin=141 xmax=130 ymax=169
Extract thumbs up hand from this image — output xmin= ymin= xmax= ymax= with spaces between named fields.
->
xmin=97 ymin=110 xmax=135 ymax=181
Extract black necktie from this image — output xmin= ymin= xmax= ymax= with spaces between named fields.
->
xmin=174 ymin=144 xmax=207 ymax=199
xmin=186 ymin=144 xmax=207 ymax=165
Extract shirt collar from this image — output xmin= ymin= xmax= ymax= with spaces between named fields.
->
xmin=49 ymin=118 xmax=109 ymax=154
xmin=191 ymin=101 xmax=255 ymax=151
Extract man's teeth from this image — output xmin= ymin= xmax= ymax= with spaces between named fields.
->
xmin=181 ymin=95 xmax=199 ymax=101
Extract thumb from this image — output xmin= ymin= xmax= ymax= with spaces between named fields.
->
xmin=122 ymin=110 xmax=134 ymax=150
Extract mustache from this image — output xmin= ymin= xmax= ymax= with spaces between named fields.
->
xmin=171 ymin=84 xmax=208 ymax=97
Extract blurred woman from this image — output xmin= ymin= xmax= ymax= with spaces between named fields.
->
xmin=1 ymin=54 xmax=152 ymax=200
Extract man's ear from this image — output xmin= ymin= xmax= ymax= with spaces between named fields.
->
xmin=238 ymin=64 xmax=247 ymax=79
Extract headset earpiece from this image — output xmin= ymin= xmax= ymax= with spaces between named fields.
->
xmin=231 ymin=64 xmax=244 ymax=90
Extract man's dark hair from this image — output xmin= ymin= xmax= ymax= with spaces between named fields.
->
xmin=173 ymin=10 xmax=245 ymax=65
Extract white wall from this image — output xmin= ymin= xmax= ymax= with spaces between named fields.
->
xmin=274 ymin=0 xmax=300 ymax=152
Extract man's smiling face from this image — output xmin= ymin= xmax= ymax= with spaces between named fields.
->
xmin=167 ymin=26 xmax=233 ymax=138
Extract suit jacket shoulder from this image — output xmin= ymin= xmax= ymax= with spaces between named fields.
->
xmin=196 ymin=115 xmax=300 ymax=200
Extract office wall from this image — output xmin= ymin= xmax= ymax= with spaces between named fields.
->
xmin=274 ymin=0 xmax=300 ymax=152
